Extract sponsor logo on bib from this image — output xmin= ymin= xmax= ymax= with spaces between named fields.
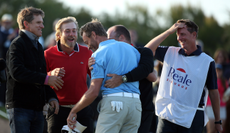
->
xmin=167 ymin=67 xmax=192 ymax=89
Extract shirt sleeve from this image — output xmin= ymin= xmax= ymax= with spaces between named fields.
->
xmin=91 ymin=54 xmax=105 ymax=80
xmin=154 ymin=46 xmax=169 ymax=62
xmin=205 ymin=61 xmax=218 ymax=90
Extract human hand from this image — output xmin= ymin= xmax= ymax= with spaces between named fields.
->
xmin=146 ymin=69 xmax=157 ymax=82
xmin=104 ymin=74 xmax=122 ymax=88
xmin=50 ymin=67 xmax=65 ymax=77
xmin=47 ymin=76 xmax=64 ymax=90
xmin=167 ymin=23 xmax=186 ymax=34
xmin=88 ymin=57 xmax=95 ymax=71
xmin=49 ymin=100 xmax=59 ymax=114
xmin=67 ymin=113 xmax=77 ymax=130
xmin=215 ymin=124 xmax=223 ymax=133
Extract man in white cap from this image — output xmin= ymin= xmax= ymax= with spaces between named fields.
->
xmin=0 ymin=13 xmax=18 ymax=107
xmin=0 ymin=13 xmax=18 ymax=59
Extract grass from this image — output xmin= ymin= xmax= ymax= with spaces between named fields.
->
xmin=0 ymin=106 xmax=8 ymax=120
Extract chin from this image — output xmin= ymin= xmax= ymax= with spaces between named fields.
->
xmin=37 ymin=34 xmax=42 ymax=37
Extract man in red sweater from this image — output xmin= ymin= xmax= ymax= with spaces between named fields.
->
xmin=44 ymin=17 xmax=94 ymax=133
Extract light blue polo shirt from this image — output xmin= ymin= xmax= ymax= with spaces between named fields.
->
xmin=91 ymin=39 xmax=140 ymax=95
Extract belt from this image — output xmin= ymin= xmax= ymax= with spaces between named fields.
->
xmin=197 ymin=107 xmax=204 ymax=111
xmin=61 ymin=105 xmax=75 ymax=108
xmin=103 ymin=92 xmax=139 ymax=99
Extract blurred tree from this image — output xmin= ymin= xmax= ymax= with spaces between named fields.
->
xmin=99 ymin=3 xmax=227 ymax=56
xmin=200 ymin=16 xmax=224 ymax=55
xmin=0 ymin=0 xmax=93 ymax=40
xmin=0 ymin=0 xmax=71 ymax=38
xmin=0 ymin=0 xmax=229 ymax=56
xmin=221 ymin=10 xmax=230 ymax=56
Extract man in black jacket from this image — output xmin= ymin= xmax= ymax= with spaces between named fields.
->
xmin=5 ymin=7 xmax=63 ymax=133
xmin=88 ymin=25 xmax=157 ymax=133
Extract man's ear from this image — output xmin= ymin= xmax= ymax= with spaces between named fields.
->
xmin=23 ymin=21 xmax=29 ymax=29
xmin=118 ymin=35 xmax=125 ymax=41
xmin=91 ymin=31 xmax=96 ymax=39
xmin=192 ymin=32 xmax=197 ymax=37
xmin=57 ymin=35 xmax=60 ymax=40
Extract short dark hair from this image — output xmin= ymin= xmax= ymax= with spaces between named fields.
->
xmin=177 ymin=19 xmax=199 ymax=37
xmin=17 ymin=6 xmax=44 ymax=30
xmin=113 ymin=25 xmax=131 ymax=44
xmin=80 ymin=18 xmax=107 ymax=38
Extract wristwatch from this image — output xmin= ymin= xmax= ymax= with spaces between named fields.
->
xmin=122 ymin=75 xmax=127 ymax=83
xmin=214 ymin=120 xmax=222 ymax=124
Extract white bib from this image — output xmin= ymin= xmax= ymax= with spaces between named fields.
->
xmin=155 ymin=46 xmax=213 ymax=128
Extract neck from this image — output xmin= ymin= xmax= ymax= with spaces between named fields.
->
xmin=60 ymin=44 xmax=74 ymax=55
xmin=97 ymin=36 xmax=108 ymax=44
xmin=184 ymin=46 xmax=197 ymax=55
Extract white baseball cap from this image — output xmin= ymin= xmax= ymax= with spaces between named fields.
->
xmin=1 ymin=14 xmax=13 ymax=22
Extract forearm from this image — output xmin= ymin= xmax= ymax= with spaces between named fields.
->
xmin=70 ymin=92 xmax=97 ymax=114
xmin=125 ymin=64 xmax=153 ymax=82
xmin=209 ymin=89 xmax=221 ymax=121
xmin=145 ymin=30 xmax=171 ymax=55
xmin=70 ymin=78 xmax=102 ymax=114
xmin=125 ymin=47 xmax=154 ymax=82
xmin=9 ymin=63 xmax=46 ymax=84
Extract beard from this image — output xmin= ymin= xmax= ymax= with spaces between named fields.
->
xmin=61 ymin=37 xmax=77 ymax=48
xmin=65 ymin=42 xmax=75 ymax=48
xmin=89 ymin=41 xmax=99 ymax=52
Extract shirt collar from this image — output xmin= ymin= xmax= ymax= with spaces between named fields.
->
xmin=178 ymin=45 xmax=202 ymax=56
xmin=99 ymin=39 xmax=114 ymax=47
xmin=21 ymin=29 xmax=39 ymax=40
xmin=56 ymin=40 xmax=79 ymax=53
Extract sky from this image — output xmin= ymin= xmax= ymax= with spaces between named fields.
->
xmin=57 ymin=0 xmax=230 ymax=26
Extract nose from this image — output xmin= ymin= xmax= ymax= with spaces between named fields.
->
xmin=41 ymin=23 xmax=44 ymax=29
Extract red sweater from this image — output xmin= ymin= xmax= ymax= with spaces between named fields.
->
xmin=207 ymin=78 xmax=227 ymax=107
xmin=44 ymin=44 xmax=92 ymax=105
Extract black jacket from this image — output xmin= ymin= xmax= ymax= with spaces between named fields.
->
xmin=5 ymin=31 xmax=57 ymax=111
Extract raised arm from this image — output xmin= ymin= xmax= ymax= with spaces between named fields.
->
xmin=145 ymin=23 xmax=185 ymax=56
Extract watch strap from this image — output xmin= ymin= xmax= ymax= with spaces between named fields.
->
xmin=214 ymin=120 xmax=222 ymax=124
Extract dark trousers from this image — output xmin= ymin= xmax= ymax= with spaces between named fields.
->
xmin=149 ymin=111 xmax=158 ymax=133
xmin=46 ymin=106 xmax=94 ymax=133
xmin=156 ymin=110 xmax=204 ymax=133
xmin=138 ymin=110 xmax=154 ymax=133
xmin=7 ymin=108 xmax=44 ymax=133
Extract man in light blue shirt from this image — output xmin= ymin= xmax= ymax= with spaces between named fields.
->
xmin=67 ymin=19 xmax=141 ymax=133
xmin=91 ymin=39 xmax=140 ymax=95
